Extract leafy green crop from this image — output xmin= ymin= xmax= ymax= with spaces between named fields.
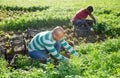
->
xmin=0 ymin=0 xmax=120 ymax=36
xmin=0 ymin=0 xmax=120 ymax=78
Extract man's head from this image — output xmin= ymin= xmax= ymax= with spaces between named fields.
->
xmin=86 ymin=6 xmax=93 ymax=13
xmin=52 ymin=26 xmax=64 ymax=41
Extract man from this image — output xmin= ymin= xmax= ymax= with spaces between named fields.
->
xmin=72 ymin=6 xmax=96 ymax=27
xmin=28 ymin=26 xmax=79 ymax=63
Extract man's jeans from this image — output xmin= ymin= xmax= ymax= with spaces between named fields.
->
xmin=28 ymin=42 xmax=61 ymax=63
xmin=73 ymin=19 xmax=93 ymax=26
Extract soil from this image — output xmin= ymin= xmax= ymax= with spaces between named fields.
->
xmin=0 ymin=27 xmax=106 ymax=65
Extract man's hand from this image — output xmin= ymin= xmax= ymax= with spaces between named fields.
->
xmin=89 ymin=13 xmax=96 ymax=25
xmin=74 ymin=52 xmax=79 ymax=57
xmin=93 ymin=19 xmax=96 ymax=25
xmin=64 ymin=57 xmax=69 ymax=61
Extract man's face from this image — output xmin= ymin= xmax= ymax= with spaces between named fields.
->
xmin=53 ymin=33 xmax=64 ymax=41
xmin=86 ymin=9 xmax=92 ymax=14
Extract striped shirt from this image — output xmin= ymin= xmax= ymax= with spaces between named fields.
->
xmin=28 ymin=31 xmax=77 ymax=60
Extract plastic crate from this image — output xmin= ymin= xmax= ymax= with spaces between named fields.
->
xmin=73 ymin=25 xmax=91 ymax=37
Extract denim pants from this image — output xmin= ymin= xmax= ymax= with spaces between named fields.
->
xmin=28 ymin=42 xmax=61 ymax=63
xmin=73 ymin=19 xmax=93 ymax=26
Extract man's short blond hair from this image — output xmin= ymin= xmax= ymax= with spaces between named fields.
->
xmin=52 ymin=26 xmax=64 ymax=36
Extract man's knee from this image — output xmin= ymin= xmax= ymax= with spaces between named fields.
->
xmin=28 ymin=50 xmax=48 ymax=59
xmin=73 ymin=20 xmax=84 ymax=26
xmin=86 ymin=20 xmax=93 ymax=26
xmin=54 ymin=42 xmax=61 ymax=52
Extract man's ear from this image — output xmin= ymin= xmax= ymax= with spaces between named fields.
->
xmin=52 ymin=33 xmax=55 ymax=39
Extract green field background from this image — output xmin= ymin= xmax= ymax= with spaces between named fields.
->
xmin=0 ymin=0 xmax=120 ymax=36
xmin=0 ymin=0 xmax=120 ymax=78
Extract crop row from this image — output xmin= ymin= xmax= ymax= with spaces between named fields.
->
xmin=0 ymin=37 xmax=120 ymax=78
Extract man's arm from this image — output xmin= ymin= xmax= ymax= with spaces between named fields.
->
xmin=45 ymin=45 xmax=65 ymax=60
xmin=43 ymin=40 xmax=68 ymax=60
xmin=81 ymin=18 xmax=90 ymax=27
xmin=89 ymin=14 xmax=96 ymax=25
xmin=60 ymin=38 xmax=79 ymax=57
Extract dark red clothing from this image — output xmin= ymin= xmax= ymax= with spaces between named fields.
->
xmin=72 ymin=8 xmax=91 ymax=22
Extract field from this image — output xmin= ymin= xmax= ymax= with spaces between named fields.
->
xmin=0 ymin=0 xmax=120 ymax=78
